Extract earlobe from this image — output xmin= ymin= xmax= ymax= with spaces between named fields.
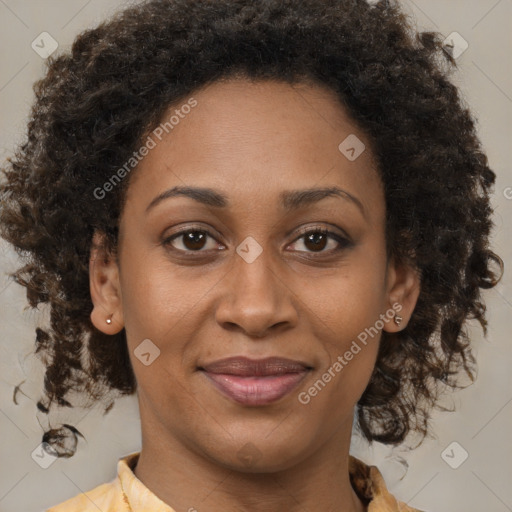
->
xmin=89 ymin=232 xmax=124 ymax=334
xmin=383 ymin=257 xmax=421 ymax=333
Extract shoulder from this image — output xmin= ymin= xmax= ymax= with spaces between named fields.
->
xmin=46 ymin=477 xmax=125 ymax=512
xmin=349 ymin=455 xmax=426 ymax=512
xmin=45 ymin=452 xmax=141 ymax=511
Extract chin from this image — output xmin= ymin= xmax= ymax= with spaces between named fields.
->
xmin=201 ymin=433 xmax=311 ymax=474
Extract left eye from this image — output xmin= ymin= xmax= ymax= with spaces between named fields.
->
xmin=163 ymin=228 xmax=349 ymax=254
xmin=288 ymin=228 xmax=349 ymax=254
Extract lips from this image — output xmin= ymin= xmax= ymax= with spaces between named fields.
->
xmin=200 ymin=356 xmax=311 ymax=376
xmin=198 ymin=356 xmax=312 ymax=406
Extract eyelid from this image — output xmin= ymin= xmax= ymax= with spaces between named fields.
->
xmin=162 ymin=224 xmax=225 ymax=251
xmin=289 ymin=226 xmax=352 ymax=254
xmin=294 ymin=223 xmax=350 ymax=241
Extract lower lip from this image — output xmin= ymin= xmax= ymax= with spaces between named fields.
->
xmin=202 ymin=371 xmax=309 ymax=406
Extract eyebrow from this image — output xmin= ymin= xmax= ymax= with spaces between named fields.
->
xmin=145 ymin=185 xmax=366 ymax=218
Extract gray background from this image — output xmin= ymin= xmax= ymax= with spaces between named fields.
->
xmin=0 ymin=1 xmax=511 ymax=511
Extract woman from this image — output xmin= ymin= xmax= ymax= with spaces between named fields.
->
xmin=0 ymin=0 xmax=503 ymax=511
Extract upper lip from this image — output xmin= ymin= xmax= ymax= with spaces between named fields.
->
xmin=199 ymin=356 xmax=312 ymax=376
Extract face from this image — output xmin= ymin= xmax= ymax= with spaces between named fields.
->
xmin=90 ymin=77 xmax=420 ymax=472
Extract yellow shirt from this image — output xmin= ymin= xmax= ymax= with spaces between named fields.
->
xmin=46 ymin=452 xmax=424 ymax=511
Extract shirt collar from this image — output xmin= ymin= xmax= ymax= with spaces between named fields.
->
xmin=118 ymin=452 xmax=175 ymax=511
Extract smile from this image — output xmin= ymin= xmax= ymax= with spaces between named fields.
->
xmin=198 ymin=356 xmax=312 ymax=406
xmin=201 ymin=371 xmax=310 ymax=406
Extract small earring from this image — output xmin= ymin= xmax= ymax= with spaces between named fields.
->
xmin=394 ymin=315 xmax=403 ymax=326
xmin=106 ymin=315 xmax=113 ymax=325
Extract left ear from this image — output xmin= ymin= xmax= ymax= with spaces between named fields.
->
xmin=382 ymin=255 xmax=421 ymax=333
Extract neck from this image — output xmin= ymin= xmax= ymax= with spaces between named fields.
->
xmin=133 ymin=414 xmax=366 ymax=512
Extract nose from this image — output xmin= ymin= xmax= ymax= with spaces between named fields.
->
xmin=214 ymin=245 xmax=299 ymax=338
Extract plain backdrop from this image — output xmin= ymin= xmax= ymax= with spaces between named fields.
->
xmin=0 ymin=1 xmax=511 ymax=511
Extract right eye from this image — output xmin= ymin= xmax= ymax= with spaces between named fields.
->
xmin=162 ymin=228 xmax=223 ymax=253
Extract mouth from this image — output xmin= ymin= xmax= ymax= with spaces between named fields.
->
xmin=198 ymin=356 xmax=312 ymax=406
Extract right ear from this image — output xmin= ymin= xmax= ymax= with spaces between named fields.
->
xmin=89 ymin=231 xmax=124 ymax=334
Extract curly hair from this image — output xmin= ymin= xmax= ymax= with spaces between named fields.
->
xmin=0 ymin=0 xmax=504 ymax=455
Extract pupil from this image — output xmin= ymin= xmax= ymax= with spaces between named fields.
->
xmin=185 ymin=231 xmax=206 ymax=250
xmin=305 ymin=232 xmax=327 ymax=251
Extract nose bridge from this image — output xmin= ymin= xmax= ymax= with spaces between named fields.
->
xmin=215 ymin=234 xmax=296 ymax=336
xmin=233 ymin=234 xmax=281 ymax=305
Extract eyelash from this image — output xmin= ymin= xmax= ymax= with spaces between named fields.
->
xmin=162 ymin=225 xmax=352 ymax=257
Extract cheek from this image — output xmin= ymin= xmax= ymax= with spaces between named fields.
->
xmin=119 ymin=245 xmax=198 ymax=339
xmin=297 ymin=344 xmax=377 ymax=431
xmin=302 ymin=257 xmax=387 ymax=340
xmin=297 ymin=261 xmax=385 ymax=402
xmin=298 ymin=284 xmax=382 ymax=417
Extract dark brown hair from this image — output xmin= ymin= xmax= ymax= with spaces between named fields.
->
xmin=0 ymin=0 xmax=503 ymax=456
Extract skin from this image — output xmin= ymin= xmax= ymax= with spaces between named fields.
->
xmin=89 ymin=77 xmax=420 ymax=512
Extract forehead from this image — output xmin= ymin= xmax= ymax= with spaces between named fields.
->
xmin=124 ymin=77 xmax=384 ymax=221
